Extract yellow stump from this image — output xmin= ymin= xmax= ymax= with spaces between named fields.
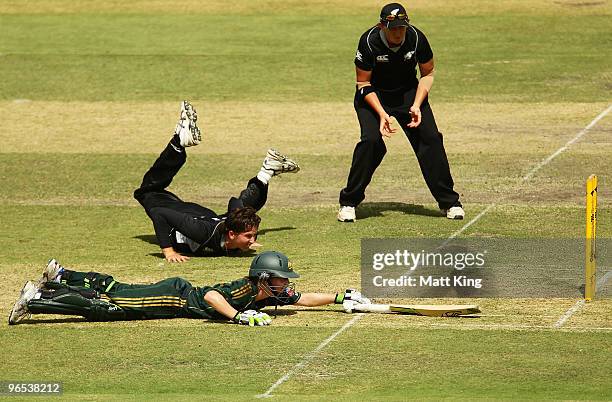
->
xmin=585 ymin=175 xmax=597 ymax=301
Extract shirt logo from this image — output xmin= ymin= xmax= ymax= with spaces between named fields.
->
xmin=404 ymin=51 xmax=414 ymax=61
xmin=355 ymin=50 xmax=363 ymax=62
xmin=376 ymin=55 xmax=389 ymax=62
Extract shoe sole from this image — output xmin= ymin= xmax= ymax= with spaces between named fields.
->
xmin=263 ymin=149 xmax=299 ymax=174
xmin=178 ymin=101 xmax=201 ymax=146
xmin=38 ymin=259 xmax=61 ymax=287
xmin=185 ymin=103 xmax=201 ymax=144
xmin=8 ymin=281 xmax=33 ymax=325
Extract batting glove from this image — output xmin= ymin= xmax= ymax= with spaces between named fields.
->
xmin=233 ymin=310 xmax=273 ymax=327
xmin=335 ymin=289 xmax=371 ymax=305
xmin=342 ymin=300 xmax=358 ymax=313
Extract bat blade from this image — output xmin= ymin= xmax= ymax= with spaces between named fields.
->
xmin=352 ymin=303 xmax=480 ymax=317
xmin=389 ymin=304 xmax=481 ymax=317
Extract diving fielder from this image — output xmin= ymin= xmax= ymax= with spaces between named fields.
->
xmin=134 ymin=101 xmax=300 ymax=262
xmin=8 ymin=252 xmax=370 ymax=326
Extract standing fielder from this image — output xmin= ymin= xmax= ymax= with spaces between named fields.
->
xmin=338 ymin=3 xmax=464 ymax=222
xmin=134 ymin=101 xmax=299 ymax=262
xmin=8 ymin=252 xmax=370 ymax=326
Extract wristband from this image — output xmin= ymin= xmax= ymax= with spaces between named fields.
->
xmin=334 ymin=293 xmax=344 ymax=304
xmin=357 ymin=85 xmax=376 ymax=101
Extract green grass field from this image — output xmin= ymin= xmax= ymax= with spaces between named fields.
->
xmin=1 ymin=1 xmax=611 ymax=400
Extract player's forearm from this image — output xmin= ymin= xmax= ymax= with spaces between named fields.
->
xmin=295 ymin=293 xmax=336 ymax=307
xmin=413 ymin=74 xmax=434 ymax=109
xmin=203 ymin=290 xmax=238 ymax=320
xmin=364 ymin=92 xmax=389 ymax=119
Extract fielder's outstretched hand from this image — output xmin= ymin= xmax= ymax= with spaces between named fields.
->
xmin=233 ymin=310 xmax=273 ymax=326
xmin=380 ymin=113 xmax=397 ymax=138
xmin=408 ymin=105 xmax=422 ymax=128
xmin=162 ymin=247 xmax=190 ymax=263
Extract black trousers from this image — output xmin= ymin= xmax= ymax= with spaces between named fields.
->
xmin=133 ymin=142 xmax=268 ymax=220
xmin=339 ymin=88 xmax=460 ymax=210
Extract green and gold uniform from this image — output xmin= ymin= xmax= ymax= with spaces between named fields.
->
xmin=27 ymin=270 xmax=301 ymax=322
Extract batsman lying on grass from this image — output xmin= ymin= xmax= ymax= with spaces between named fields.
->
xmin=134 ymin=100 xmax=300 ymax=263
xmin=8 ymin=251 xmax=371 ymax=326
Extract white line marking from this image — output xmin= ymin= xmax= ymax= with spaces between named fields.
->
xmin=523 ymin=104 xmax=612 ymax=181
xmin=448 ymin=204 xmax=496 ymax=240
xmin=256 ymin=314 xmax=364 ymax=398
xmin=257 ymin=105 xmax=612 ymax=397
xmin=554 ymin=270 xmax=612 ymax=328
xmin=450 ymin=104 xmax=611 ymax=239
xmin=554 ymin=299 xmax=586 ymax=328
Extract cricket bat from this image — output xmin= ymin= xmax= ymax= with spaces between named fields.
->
xmin=351 ymin=303 xmax=481 ymax=317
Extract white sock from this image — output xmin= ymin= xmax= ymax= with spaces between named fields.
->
xmin=257 ymin=169 xmax=273 ymax=185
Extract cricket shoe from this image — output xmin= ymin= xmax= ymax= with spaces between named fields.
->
xmin=37 ymin=258 xmax=66 ymax=288
xmin=8 ymin=281 xmax=39 ymax=325
xmin=174 ymin=100 xmax=201 ymax=147
xmin=262 ymin=149 xmax=300 ymax=176
xmin=337 ymin=206 xmax=356 ymax=222
xmin=442 ymin=206 xmax=465 ymax=220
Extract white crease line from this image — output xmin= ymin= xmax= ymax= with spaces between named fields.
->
xmin=256 ymin=314 xmax=364 ymax=398
xmin=554 ymin=270 xmax=612 ymax=328
xmin=447 ymin=204 xmax=496 ymax=240
xmin=449 ymin=104 xmax=610 ymax=240
xmin=429 ymin=322 xmax=612 ymax=332
xmin=257 ymin=105 xmax=612 ymax=397
xmin=523 ymin=104 xmax=612 ymax=181
xmin=554 ymin=300 xmax=586 ymax=328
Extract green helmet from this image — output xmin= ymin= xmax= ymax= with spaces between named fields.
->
xmin=249 ymin=251 xmax=300 ymax=279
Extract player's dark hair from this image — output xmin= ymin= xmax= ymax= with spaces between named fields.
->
xmin=225 ymin=206 xmax=261 ymax=234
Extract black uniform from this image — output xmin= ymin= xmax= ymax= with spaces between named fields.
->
xmin=134 ymin=140 xmax=267 ymax=255
xmin=27 ymin=269 xmax=301 ymax=322
xmin=339 ymin=25 xmax=461 ymax=210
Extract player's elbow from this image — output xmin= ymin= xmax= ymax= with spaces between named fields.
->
xmin=422 ymin=68 xmax=435 ymax=78
xmin=204 ymin=290 xmax=223 ymax=304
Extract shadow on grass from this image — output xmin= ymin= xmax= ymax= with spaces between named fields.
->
xmin=269 ymin=308 xmax=343 ymax=314
xmin=357 ymin=202 xmax=442 ymax=219
xmin=147 ymin=251 xmax=255 ymax=259
xmin=17 ymin=317 xmax=86 ymax=325
xmin=258 ymin=226 xmax=296 ymax=236
xmin=133 ymin=226 xmax=296 ymax=247
xmin=133 ymin=234 xmax=158 ymax=245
